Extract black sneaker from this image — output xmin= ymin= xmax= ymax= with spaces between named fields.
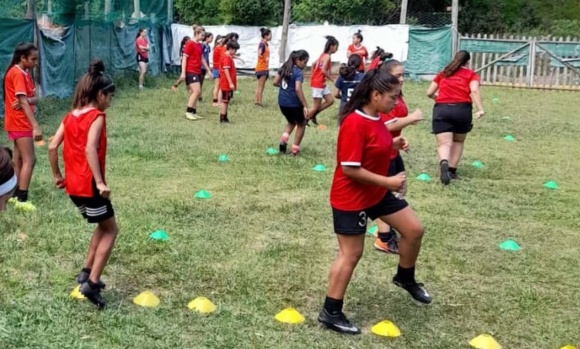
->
xmin=80 ymin=281 xmax=106 ymax=310
xmin=318 ymin=309 xmax=361 ymax=335
xmin=279 ymin=142 xmax=287 ymax=154
xmin=392 ymin=275 xmax=432 ymax=304
xmin=76 ymin=270 xmax=106 ymax=289
xmin=311 ymin=115 xmax=319 ymax=126
xmin=440 ymin=161 xmax=451 ymax=185
xmin=449 ymin=172 xmax=461 ymax=180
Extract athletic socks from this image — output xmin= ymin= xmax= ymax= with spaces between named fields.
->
xmin=186 ymin=107 xmax=196 ymax=114
xmin=397 ymin=265 xmax=416 ymax=284
xmin=378 ymin=230 xmax=396 ymax=243
xmin=12 ymin=188 xmax=19 ymax=198
xmin=449 ymin=167 xmax=457 ymax=174
xmin=323 ymin=296 xmax=343 ymax=315
xmin=212 ymin=99 xmax=218 ymax=103
xmin=17 ymin=189 xmax=28 ymax=202
xmin=220 ymin=114 xmax=230 ymax=123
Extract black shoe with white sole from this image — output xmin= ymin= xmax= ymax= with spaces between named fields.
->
xmin=393 ymin=275 xmax=432 ymax=304
xmin=318 ymin=309 xmax=361 ymax=335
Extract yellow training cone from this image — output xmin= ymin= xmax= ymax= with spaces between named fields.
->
xmin=469 ymin=334 xmax=502 ymax=349
xmin=133 ymin=291 xmax=160 ymax=308
xmin=371 ymin=320 xmax=401 ymax=337
xmin=187 ymin=297 xmax=216 ymax=314
xmin=69 ymin=285 xmax=86 ymax=300
xmin=559 ymin=346 xmax=576 ymax=349
xmin=274 ymin=307 xmax=305 ymax=324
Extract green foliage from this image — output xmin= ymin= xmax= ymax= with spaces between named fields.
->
xmin=549 ymin=19 xmax=580 ymax=38
xmin=293 ymin=0 xmax=397 ymax=25
xmin=176 ymin=0 xmax=280 ymax=26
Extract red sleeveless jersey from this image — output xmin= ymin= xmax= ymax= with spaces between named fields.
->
xmin=63 ymin=108 xmax=108 ymax=197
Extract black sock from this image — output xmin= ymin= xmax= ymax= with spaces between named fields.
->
xmin=186 ymin=107 xmax=194 ymax=113
xmin=192 ymin=108 xmax=197 ymax=114
xmin=397 ymin=265 xmax=416 ymax=283
xmin=17 ymin=189 xmax=28 ymax=202
xmin=323 ymin=296 xmax=343 ymax=315
xmin=81 ymin=267 xmax=92 ymax=274
xmin=88 ymin=279 xmax=100 ymax=289
xmin=213 ymin=98 xmax=218 ymax=103
xmin=378 ymin=231 xmax=396 ymax=243
xmin=449 ymin=167 xmax=457 ymax=174
xmin=220 ymin=114 xmax=225 ymax=120
xmin=12 ymin=188 xmax=19 ymax=198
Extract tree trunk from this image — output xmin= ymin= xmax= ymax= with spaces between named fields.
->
xmin=279 ymin=0 xmax=291 ymax=64
xmin=25 ymin=0 xmax=35 ymax=19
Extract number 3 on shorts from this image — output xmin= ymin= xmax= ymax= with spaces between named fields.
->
xmin=358 ymin=211 xmax=367 ymax=227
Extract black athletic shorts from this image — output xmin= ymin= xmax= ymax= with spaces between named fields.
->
xmin=256 ymin=70 xmax=269 ymax=79
xmin=136 ymin=53 xmax=149 ymax=63
xmin=387 ymin=153 xmax=405 ymax=176
xmin=200 ymin=70 xmax=207 ymax=85
xmin=332 ymin=191 xmax=408 ymax=235
xmin=186 ymin=73 xmax=201 ymax=85
xmin=280 ymin=106 xmax=306 ymax=124
xmin=221 ymin=90 xmax=233 ymax=103
xmin=69 ymin=181 xmax=115 ymax=224
xmin=432 ymin=103 xmax=473 ymax=134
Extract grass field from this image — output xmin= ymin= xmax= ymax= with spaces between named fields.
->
xmin=1 ymin=74 xmax=579 ymax=349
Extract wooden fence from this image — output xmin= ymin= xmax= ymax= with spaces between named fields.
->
xmin=460 ymin=34 xmax=580 ymax=90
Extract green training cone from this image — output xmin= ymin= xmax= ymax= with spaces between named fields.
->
xmin=499 ymin=239 xmax=521 ymax=251
xmin=312 ymin=164 xmax=327 ymax=172
xmin=472 ymin=161 xmax=484 ymax=169
xmin=234 ymin=90 xmax=240 ymax=95
xmin=492 ymin=97 xmax=500 ymax=104
xmin=218 ymin=154 xmax=230 ymax=162
xmin=266 ymin=147 xmax=279 ymax=155
xmin=503 ymin=135 xmax=515 ymax=141
xmin=150 ymin=230 xmax=169 ymax=241
xmin=416 ymin=173 xmax=432 ymax=182
xmin=502 ymin=116 xmax=511 ymax=120
xmin=367 ymin=225 xmax=378 ymax=235
xmin=543 ymin=181 xmax=559 ymax=190
xmin=195 ymin=190 xmax=211 ymax=199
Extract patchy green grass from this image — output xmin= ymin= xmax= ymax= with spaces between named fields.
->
xmin=1 ymin=74 xmax=579 ymax=349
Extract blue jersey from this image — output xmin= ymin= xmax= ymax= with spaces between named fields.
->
xmin=334 ymin=72 xmax=365 ymax=110
xmin=202 ymin=43 xmax=211 ymax=72
xmin=278 ymin=66 xmax=304 ymax=108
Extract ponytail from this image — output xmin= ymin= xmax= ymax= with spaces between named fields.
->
xmin=339 ymin=69 xmax=400 ymax=124
xmin=260 ymin=27 xmax=272 ymax=38
xmin=72 ymin=59 xmax=116 ymax=109
xmin=324 ymin=35 xmax=339 ymax=54
xmin=339 ymin=54 xmax=361 ymax=80
xmin=353 ymin=30 xmax=363 ymax=43
xmin=443 ymin=50 xmax=470 ymax=77
xmin=279 ymin=50 xmax=309 ymax=81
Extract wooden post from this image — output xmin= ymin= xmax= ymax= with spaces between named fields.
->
xmin=279 ymin=0 xmax=291 ymax=64
xmin=167 ymin=0 xmax=174 ymax=22
xmin=527 ymin=37 xmax=536 ymax=88
xmin=105 ymin=0 xmax=112 ymax=16
xmin=451 ymin=0 xmax=459 ymax=55
xmin=134 ymin=0 xmax=141 ymax=19
xmin=400 ymin=0 xmax=408 ymax=24
xmin=25 ymin=0 xmax=35 ymax=19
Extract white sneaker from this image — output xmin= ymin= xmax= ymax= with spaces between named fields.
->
xmin=185 ymin=112 xmax=200 ymax=121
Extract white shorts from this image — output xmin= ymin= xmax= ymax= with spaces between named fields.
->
xmin=312 ymin=86 xmax=331 ymax=99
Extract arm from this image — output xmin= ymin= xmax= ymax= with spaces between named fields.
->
xmin=321 ymin=56 xmax=333 ymax=82
xmin=295 ymin=81 xmax=308 ymax=109
xmin=273 ymin=74 xmax=281 ymax=87
xmin=333 ymin=87 xmax=341 ymax=99
xmin=181 ymin=55 xmax=188 ymax=79
xmin=86 ymin=116 xmax=108 ymax=198
xmin=48 ymin=122 xmax=65 ymax=188
xmin=202 ymin=57 xmax=211 ymax=75
xmin=224 ymin=68 xmax=234 ymax=89
xmin=470 ymin=80 xmax=485 ymax=118
xmin=342 ymin=166 xmax=404 ymax=191
xmin=426 ymin=82 xmax=439 ymax=99
xmin=17 ymin=95 xmax=42 ymax=140
xmin=386 ymin=110 xmax=424 ymax=131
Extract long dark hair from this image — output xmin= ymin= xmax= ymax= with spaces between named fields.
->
xmin=339 ymin=69 xmax=400 ymax=124
xmin=443 ymin=50 xmax=470 ymax=77
xmin=339 ymin=54 xmax=361 ymax=80
xmin=0 ymin=147 xmax=14 ymax=187
xmin=324 ymin=35 xmax=339 ymax=54
xmin=279 ymin=50 xmax=309 ymax=81
xmin=3 ymin=42 xmax=37 ymax=102
xmin=214 ymin=34 xmax=223 ymax=46
xmin=353 ymin=30 xmax=363 ymax=43
xmin=180 ymin=36 xmax=191 ymax=54
xmin=72 ymin=59 xmax=116 ymax=109
xmin=136 ymin=28 xmax=146 ymax=39
xmin=260 ymin=27 xmax=271 ymax=38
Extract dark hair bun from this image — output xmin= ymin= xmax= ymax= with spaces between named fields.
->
xmin=88 ymin=59 xmax=105 ymax=74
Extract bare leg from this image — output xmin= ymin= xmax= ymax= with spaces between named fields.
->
xmin=83 ymin=225 xmax=104 ymax=269
xmin=88 ymin=217 xmax=118 ymax=283
xmin=325 ymin=234 xmax=365 ymax=300
xmin=188 ymin=82 xmax=201 ymax=109
xmin=14 ymin=137 xmax=35 ymax=193
xmin=319 ymin=94 xmax=335 ymax=113
xmin=12 ymin=141 xmax=21 ymax=187
xmin=255 ymin=75 xmax=267 ymax=105
xmin=379 ymin=207 xmax=424 ymax=269
xmin=435 ymin=132 xmax=453 ymax=162
xmin=138 ymin=62 xmax=147 ymax=87
xmin=449 ymin=133 xmax=467 ymax=168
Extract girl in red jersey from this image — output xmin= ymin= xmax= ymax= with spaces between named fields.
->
xmin=0 ymin=148 xmax=17 ymax=211
xmin=255 ymin=28 xmax=272 ymax=107
xmin=136 ymin=28 xmax=150 ymax=90
xmin=308 ymin=36 xmax=339 ymax=125
xmin=346 ymin=30 xmax=368 ymax=73
xmin=212 ymin=35 xmax=225 ymax=106
xmin=181 ymin=26 xmax=212 ymax=121
xmin=48 ymin=59 xmax=117 ymax=310
xmin=426 ymin=50 xmax=484 ymax=185
xmin=368 ymin=47 xmax=393 ymax=70
xmin=172 ymin=36 xmax=191 ymax=92
xmin=319 ymin=69 xmax=431 ymax=335
xmin=219 ymin=41 xmax=240 ymax=123
xmin=3 ymin=42 xmax=41 ymax=211
xmin=373 ymin=59 xmax=425 ymax=254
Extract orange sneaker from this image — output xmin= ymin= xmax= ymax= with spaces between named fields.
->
xmin=374 ymin=238 xmax=399 ymax=254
